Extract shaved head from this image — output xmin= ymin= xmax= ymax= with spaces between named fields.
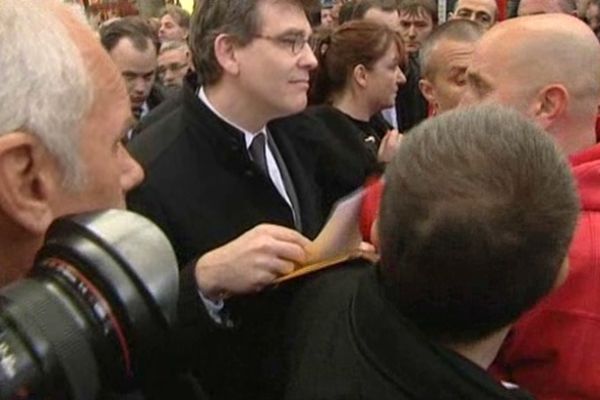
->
xmin=462 ymin=14 xmax=600 ymax=154
xmin=517 ymin=0 xmax=577 ymax=16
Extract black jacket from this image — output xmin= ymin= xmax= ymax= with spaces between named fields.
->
xmin=282 ymin=105 xmax=386 ymax=218
xmin=126 ymin=84 xmax=327 ymax=400
xmin=284 ymin=261 xmax=535 ymax=400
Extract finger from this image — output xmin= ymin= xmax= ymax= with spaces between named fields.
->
xmin=259 ymin=238 xmax=308 ymax=265
xmin=259 ymin=224 xmax=312 ymax=247
xmin=254 ymin=256 xmax=297 ymax=276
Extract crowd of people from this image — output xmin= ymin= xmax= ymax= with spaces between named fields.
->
xmin=1 ymin=0 xmax=600 ymax=399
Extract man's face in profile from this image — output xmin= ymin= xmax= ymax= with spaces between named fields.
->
xmin=51 ymin=38 xmax=144 ymax=216
xmin=233 ymin=0 xmax=317 ymax=119
xmin=422 ymin=38 xmax=476 ymax=113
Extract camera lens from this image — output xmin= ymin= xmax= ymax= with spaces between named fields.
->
xmin=0 ymin=209 xmax=178 ymax=400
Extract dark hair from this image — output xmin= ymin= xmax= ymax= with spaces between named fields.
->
xmin=309 ymin=19 xmax=405 ymax=104
xmin=398 ymin=0 xmax=438 ymax=25
xmin=190 ymin=0 xmax=315 ymax=85
xmin=419 ymin=19 xmax=483 ymax=79
xmin=378 ymin=104 xmax=578 ymax=345
xmin=338 ymin=0 xmax=358 ymax=24
xmin=351 ymin=0 xmax=400 ymax=19
xmin=160 ymin=4 xmax=191 ymax=29
xmin=99 ymin=16 xmax=158 ymax=53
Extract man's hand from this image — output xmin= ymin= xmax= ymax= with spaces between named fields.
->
xmin=377 ymin=129 xmax=403 ymax=163
xmin=194 ymin=224 xmax=310 ymax=300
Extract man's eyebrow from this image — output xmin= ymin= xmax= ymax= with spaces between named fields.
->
xmin=277 ymin=28 xmax=311 ymax=37
xmin=466 ymin=70 xmax=492 ymax=90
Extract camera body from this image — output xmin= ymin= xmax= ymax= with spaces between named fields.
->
xmin=0 ymin=209 xmax=178 ymax=400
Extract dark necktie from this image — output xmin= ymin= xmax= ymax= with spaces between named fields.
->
xmin=249 ymin=133 xmax=269 ymax=176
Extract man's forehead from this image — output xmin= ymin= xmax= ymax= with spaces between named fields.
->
xmin=257 ymin=0 xmax=311 ymax=34
xmin=436 ymin=39 xmax=476 ymax=61
xmin=158 ymin=49 xmax=187 ymax=63
xmin=456 ymin=0 xmax=496 ymax=12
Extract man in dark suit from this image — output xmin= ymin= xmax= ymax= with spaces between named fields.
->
xmin=126 ymin=0 xmax=323 ymax=398
xmin=283 ymin=105 xmax=579 ymax=399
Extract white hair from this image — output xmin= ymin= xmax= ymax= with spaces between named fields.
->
xmin=0 ymin=0 xmax=93 ymax=188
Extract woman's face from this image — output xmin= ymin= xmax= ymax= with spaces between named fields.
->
xmin=364 ymin=43 xmax=406 ymax=112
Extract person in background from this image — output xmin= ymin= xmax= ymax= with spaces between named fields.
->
xmin=157 ymin=40 xmax=192 ymax=88
xmin=158 ymin=4 xmax=190 ymax=43
xmin=395 ymin=0 xmax=437 ymax=131
xmin=418 ymin=20 xmax=484 ymax=115
xmin=100 ymin=17 xmax=167 ymax=122
xmin=320 ymin=0 xmax=336 ymax=26
xmin=306 ymin=20 xmax=405 ymax=212
xmin=351 ymin=0 xmax=401 ymax=27
xmin=450 ymin=0 xmax=498 ymax=29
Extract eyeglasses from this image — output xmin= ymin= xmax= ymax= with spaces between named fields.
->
xmin=253 ymin=34 xmax=311 ymax=55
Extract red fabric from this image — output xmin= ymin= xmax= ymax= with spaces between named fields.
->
xmin=491 ymin=143 xmax=600 ymax=399
xmin=497 ymin=0 xmax=507 ymax=20
xmin=360 ymin=177 xmax=384 ymax=243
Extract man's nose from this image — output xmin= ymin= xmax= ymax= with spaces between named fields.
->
xmin=408 ymin=25 xmax=416 ymax=37
xmin=133 ymin=77 xmax=146 ymax=93
xmin=300 ymin=43 xmax=318 ymax=70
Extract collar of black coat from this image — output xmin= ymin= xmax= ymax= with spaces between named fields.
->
xmin=349 ymin=269 xmax=532 ymax=399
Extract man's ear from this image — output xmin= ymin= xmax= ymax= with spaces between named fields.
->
xmin=0 ymin=133 xmax=59 ymax=235
xmin=530 ymin=84 xmax=568 ymax=129
xmin=214 ymin=33 xmax=241 ymax=76
xmin=353 ymin=64 xmax=369 ymax=89
xmin=419 ymin=78 xmax=438 ymax=113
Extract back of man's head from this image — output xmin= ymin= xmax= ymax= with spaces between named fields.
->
xmin=378 ymin=105 xmax=578 ymax=345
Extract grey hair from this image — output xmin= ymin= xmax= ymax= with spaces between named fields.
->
xmin=419 ymin=19 xmax=483 ymax=79
xmin=0 ymin=0 xmax=93 ymax=188
xmin=159 ymin=40 xmax=190 ymax=55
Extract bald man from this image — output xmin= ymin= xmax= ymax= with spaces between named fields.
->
xmin=517 ymin=0 xmax=577 ymax=15
xmin=461 ymin=14 xmax=600 ymax=399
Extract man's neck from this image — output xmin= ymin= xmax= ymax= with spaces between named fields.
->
xmin=0 ymin=232 xmax=41 ymax=287
xmin=445 ymin=326 xmax=510 ymax=369
xmin=204 ymin=82 xmax=270 ymax=133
